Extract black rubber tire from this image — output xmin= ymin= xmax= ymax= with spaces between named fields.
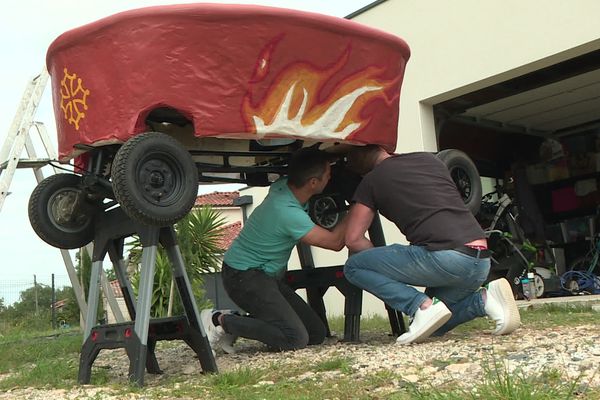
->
xmin=28 ymin=174 xmax=96 ymax=249
xmin=309 ymin=194 xmax=345 ymax=229
xmin=111 ymin=132 xmax=198 ymax=226
xmin=436 ymin=149 xmax=482 ymax=215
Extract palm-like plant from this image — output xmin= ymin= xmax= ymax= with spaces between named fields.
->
xmin=77 ymin=246 xmax=93 ymax=295
xmin=129 ymin=251 xmax=173 ymax=318
xmin=176 ymin=206 xmax=228 ymax=277
xmin=128 ymin=206 xmax=228 ymax=317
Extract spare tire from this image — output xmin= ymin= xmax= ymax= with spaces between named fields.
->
xmin=111 ymin=132 xmax=198 ymax=226
xmin=436 ymin=149 xmax=482 ymax=216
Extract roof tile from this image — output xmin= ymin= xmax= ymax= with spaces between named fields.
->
xmin=195 ymin=191 xmax=240 ymax=207
xmin=109 ymin=280 xmax=124 ymax=298
xmin=217 ymin=221 xmax=242 ymax=250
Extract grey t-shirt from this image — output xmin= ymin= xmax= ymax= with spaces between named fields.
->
xmin=352 ymin=152 xmax=484 ymax=251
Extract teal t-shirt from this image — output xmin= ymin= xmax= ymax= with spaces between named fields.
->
xmin=223 ymin=178 xmax=315 ymax=277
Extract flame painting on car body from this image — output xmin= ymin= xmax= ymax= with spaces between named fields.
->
xmin=45 ymin=3 xmax=410 ymax=162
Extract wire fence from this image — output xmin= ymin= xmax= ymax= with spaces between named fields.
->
xmin=0 ymin=274 xmax=72 ymax=306
xmin=0 ymin=274 xmax=75 ymax=332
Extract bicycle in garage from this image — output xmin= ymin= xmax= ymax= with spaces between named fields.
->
xmin=478 ymin=184 xmax=559 ymax=299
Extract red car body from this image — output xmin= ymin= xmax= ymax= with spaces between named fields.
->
xmin=46 ymin=4 xmax=410 ymax=162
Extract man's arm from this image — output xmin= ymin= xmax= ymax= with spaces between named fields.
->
xmin=345 ymin=203 xmax=375 ymax=253
xmin=300 ymin=217 xmax=348 ymax=251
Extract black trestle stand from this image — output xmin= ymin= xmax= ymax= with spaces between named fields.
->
xmin=77 ymin=207 xmax=217 ymax=386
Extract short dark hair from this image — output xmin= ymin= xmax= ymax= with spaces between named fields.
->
xmin=287 ymin=148 xmax=331 ymax=188
xmin=347 ymin=145 xmax=383 ymax=175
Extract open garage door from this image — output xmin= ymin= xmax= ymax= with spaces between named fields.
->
xmin=435 ymin=48 xmax=600 ymax=179
xmin=434 ymin=48 xmax=600 ymax=297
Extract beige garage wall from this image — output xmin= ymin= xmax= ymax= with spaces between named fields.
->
xmin=230 ymin=1 xmax=600 ymax=320
xmin=353 ymin=0 xmax=600 ymax=152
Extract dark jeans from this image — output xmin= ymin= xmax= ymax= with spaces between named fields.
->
xmin=221 ymin=263 xmax=326 ymax=351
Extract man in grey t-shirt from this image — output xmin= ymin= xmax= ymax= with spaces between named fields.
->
xmin=344 ymin=145 xmax=520 ymax=344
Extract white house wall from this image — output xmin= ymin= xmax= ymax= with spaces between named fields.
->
xmin=103 ymin=297 xmax=129 ymax=324
xmin=353 ymin=0 xmax=600 ymax=152
xmin=215 ymin=207 xmax=243 ymax=226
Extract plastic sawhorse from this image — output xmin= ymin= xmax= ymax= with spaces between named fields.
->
xmin=285 ymin=264 xmax=406 ymax=342
xmin=78 ymin=207 xmax=217 ymax=386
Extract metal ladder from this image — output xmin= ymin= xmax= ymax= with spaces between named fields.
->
xmin=0 ymin=69 xmax=124 ymax=328
xmin=0 ymin=69 xmax=52 ymax=211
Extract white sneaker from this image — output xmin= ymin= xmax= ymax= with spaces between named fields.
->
xmin=218 ymin=310 xmax=239 ymax=354
xmin=397 ymin=298 xmax=451 ymax=345
xmin=484 ymin=278 xmax=521 ymax=335
xmin=220 ymin=333 xmax=237 ymax=354
xmin=200 ymin=309 xmax=225 ymax=353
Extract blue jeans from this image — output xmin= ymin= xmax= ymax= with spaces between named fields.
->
xmin=344 ymin=244 xmax=490 ymax=335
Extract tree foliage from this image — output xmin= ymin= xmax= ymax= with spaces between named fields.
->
xmin=54 ymin=287 xmax=82 ymax=326
xmin=0 ymin=284 xmax=80 ymax=331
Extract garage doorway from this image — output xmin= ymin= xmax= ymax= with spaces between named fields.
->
xmin=434 ymin=48 xmax=600 ymax=297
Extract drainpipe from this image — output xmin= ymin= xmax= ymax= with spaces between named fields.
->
xmin=233 ymin=195 xmax=253 ymax=223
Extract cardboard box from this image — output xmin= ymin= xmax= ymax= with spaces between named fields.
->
xmin=547 ymin=159 xmax=570 ymax=181
xmin=526 ymin=163 xmax=548 ymax=184
xmin=569 ymin=152 xmax=595 ymax=176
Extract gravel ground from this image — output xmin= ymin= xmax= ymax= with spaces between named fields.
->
xmin=1 ymin=323 xmax=599 ymax=399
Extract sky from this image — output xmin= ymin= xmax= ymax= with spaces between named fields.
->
xmin=0 ymin=0 xmax=373 ymax=293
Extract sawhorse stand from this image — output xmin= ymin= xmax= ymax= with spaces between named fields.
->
xmin=286 ymin=264 xmax=364 ymax=341
xmin=78 ymin=207 xmax=217 ymax=386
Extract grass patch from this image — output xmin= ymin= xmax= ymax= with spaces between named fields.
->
xmin=352 ymin=313 xmax=392 ymax=331
xmin=451 ymin=303 xmax=600 ymax=335
xmin=408 ymin=362 xmax=587 ymax=400
xmin=0 ymin=358 xmax=79 ymax=389
xmin=329 ymin=313 xmax=391 ymax=335
xmin=521 ymin=303 xmax=600 ymax=326
xmin=208 ymin=367 xmax=265 ymax=389
xmin=0 ymin=331 xmax=81 ymax=389
xmin=1 ymin=304 xmax=600 ymax=398
xmin=145 ymin=359 xmax=597 ymax=400
xmin=314 ymin=356 xmax=353 ymax=373
xmin=0 ymin=330 xmax=81 ymax=380
xmin=156 ymin=366 xmax=378 ymax=400
xmin=203 ymin=370 xmax=407 ymax=400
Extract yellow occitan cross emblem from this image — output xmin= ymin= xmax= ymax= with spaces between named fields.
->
xmin=60 ymin=68 xmax=90 ymax=130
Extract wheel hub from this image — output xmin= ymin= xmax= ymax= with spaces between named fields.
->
xmin=139 ymin=158 xmax=178 ymax=204
xmin=312 ymin=197 xmax=339 ymax=229
xmin=53 ymin=192 xmax=77 ymax=224
xmin=149 ymin=171 xmax=165 ymax=187
xmin=450 ymin=167 xmax=472 ymax=201
xmin=49 ymin=189 xmax=90 ymax=230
